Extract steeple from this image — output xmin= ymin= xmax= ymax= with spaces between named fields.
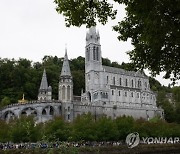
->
xmin=40 ymin=69 xmax=48 ymax=90
xmin=58 ymin=49 xmax=73 ymax=102
xmin=38 ymin=68 xmax=52 ymax=101
xmin=61 ymin=49 xmax=71 ymax=77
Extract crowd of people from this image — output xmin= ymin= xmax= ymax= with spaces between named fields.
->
xmin=0 ymin=141 xmax=123 ymax=150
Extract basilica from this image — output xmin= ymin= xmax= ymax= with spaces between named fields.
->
xmin=0 ymin=27 xmax=164 ymax=122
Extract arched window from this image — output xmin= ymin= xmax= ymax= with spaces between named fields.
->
xmin=112 ymin=90 xmax=114 ymax=95
xmin=67 ymin=85 xmax=70 ymax=100
xmin=62 ymin=85 xmax=66 ymax=100
xmin=119 ymin=91 xmax=121 ymax=96
xmin=96 ymin=47 xmax=99 ymax=60
xmin=131 ymin=92 xmax=133 ymax=97
xmin=137 ymin=93 xmax=139 ymax=98
xmin=138 ymin=80 xmax=142 ymax=88
xmin=106 ymin=93 xmax=108 ymax=99
xmin=107 ymin=76 xmax=109 ymax=84
xmin=93 ymin=46 xmax=96 ymax=60
xmin=132 ymin=80 xmax=134 ymax=87
xmin=42 ymin=109 xmax=46 ymax=115
xmin=88 ymin=92 xmax=91 ymax=102
xmin=119 ymin=78 xmax=122 ymax=85
xmin=125 ymin=79 xmax=128 ymax=86
xmin=113 ymin=77 xmax=115 ymax=85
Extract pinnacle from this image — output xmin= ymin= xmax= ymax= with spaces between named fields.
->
xmin=39 ymin=69 xmax=48 ymax=90
xmin=60 ymin=50 xmax=72 ymax=77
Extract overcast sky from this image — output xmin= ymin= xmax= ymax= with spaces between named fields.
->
xmin=0 ymin=0 xmax=179 ymax=86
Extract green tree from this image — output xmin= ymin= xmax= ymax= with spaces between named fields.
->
xmin=95 ymin=116 xmax=118 ymax=141
xmin=72 ymin=113 xmax=97 ymax=141
xmin=9 ymin=116 xmax=41 ymax=143
xmin=162 ymin=100 xmax=176 ymax=123
xmin=0 ymin=96 xmax=11 ymax=108
xmin=54 ymin=0 xmax=117 ymax=27
xmin=115 ymin=116 xmax=134 ymax=140
xmin=102 ymin=58 xmax=112 ymax=66
xmin=113 ymin=0 xmax=180 ymax=82
xmin=44 ymin=117 xmax=70 ymax=141
xmin=172 ymin=87 xmax=180 ymax=102
xmin=0 ymin=119 xmax=11 ymax=142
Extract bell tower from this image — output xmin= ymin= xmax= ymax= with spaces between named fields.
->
xmin=85 ymin=27 xmax=103 ymax=98
xmin=85 ymin=26 xmax=102 ymax=73
xmin=58 ymin=50 xmax=73 ymax=102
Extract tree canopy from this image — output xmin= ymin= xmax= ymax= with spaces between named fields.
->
xmin=54 ymin=0 xmax=180 ymax=82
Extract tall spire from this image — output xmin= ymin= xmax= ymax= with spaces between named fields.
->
xmin=61 ymin=49 xmax=71 ymax=77
xmin=40 ymin=69 xmax=48 ymax=90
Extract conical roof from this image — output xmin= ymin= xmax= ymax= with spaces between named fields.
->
xmin=61 ymin=50 xmax=71 ymax=77
xmin=39 ymin=69 xmax=48 ymax=90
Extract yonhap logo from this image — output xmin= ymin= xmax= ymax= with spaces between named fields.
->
xmin=126 ymin=132 xmax=140 ymax=148
xmin=126 ymin=132 xmax=180 ymax=148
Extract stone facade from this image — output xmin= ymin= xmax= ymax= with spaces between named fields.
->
xmin=0 ymin=27 xmax=164 ymax=122
xmin=0 ymin=101 xmax=73 ymax=123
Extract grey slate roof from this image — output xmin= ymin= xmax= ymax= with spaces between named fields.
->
xmin=102 ymin=65 xmax=147 ymax=78
xmin=61 ymin=51 xmax=71 ymax=77
xmin=39 ymin=69 xmax=48 ymax=90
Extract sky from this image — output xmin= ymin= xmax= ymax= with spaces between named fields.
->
xmin=0 ymin=0 xmax=179 ymax=86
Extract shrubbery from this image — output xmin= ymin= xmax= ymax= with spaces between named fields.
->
xmin=0 ymin=114 xmax=180 ymax=143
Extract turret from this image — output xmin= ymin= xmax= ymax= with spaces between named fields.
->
xmin=38 ymin=69 xmax=52 ymax=101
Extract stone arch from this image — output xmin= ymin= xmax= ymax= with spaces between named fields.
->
xmin=42 ymin=106 xmax=54 ymax=116
xmin=4 ymin=110 xmax=15 ymax=121
xmin=21 ymin=107 xmax=37 ymax=116
xmin=50 ymin=106 xmax=54 ymax=115
xmin=21 ymin=111 xmax=26 ymax=115
xmin=42 ymin=108 xmax=46 ymax=115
